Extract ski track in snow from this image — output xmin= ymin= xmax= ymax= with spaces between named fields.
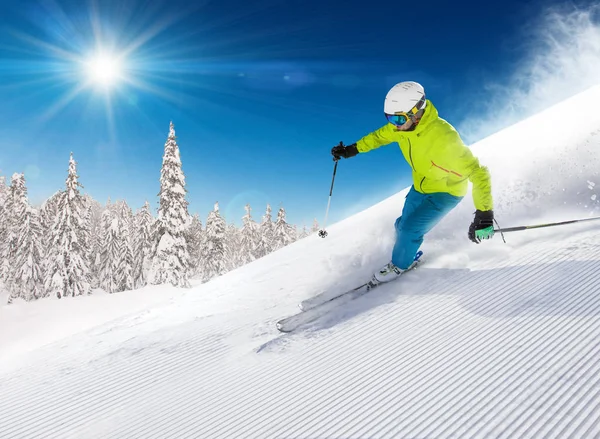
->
xmin=0 ymin=230 xmax=599 ymax=438
xmin=1 ymin=87 xmax=600 ymax=438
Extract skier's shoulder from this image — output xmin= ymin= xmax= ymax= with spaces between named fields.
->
xmin=420 ymin=101 xmax=459 ymax=135
xmin=426 ymin=116 xmax=465 ymax=146
xmin=423 ymin=111 xmax=457 ymax=134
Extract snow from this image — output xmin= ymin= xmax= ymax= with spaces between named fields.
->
xmin=0 ymin=285 xmax=189 ymax=362
xmin=1 ymin=86 xmax=600 ymax=438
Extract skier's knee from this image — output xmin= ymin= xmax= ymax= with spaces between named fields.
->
xmin=394 ymin=216 xmax=402 ymax=232
xmin=400 ymin=219 xmax=417 ymax=232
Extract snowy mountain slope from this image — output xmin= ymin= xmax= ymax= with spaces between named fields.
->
xmin=1 ymin=86 xmax=600 ymax=438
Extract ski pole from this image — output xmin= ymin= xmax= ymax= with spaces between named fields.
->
xmin=318 ymin=149 xmax=340 ymax=238
xmin=494 ymin=215 xmax=600 ymax=233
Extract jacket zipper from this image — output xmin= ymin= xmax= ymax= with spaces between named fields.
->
xmin=408 ymin=138 xmax=426 ymax=191
xmin=408 ymin=138 xmax=416 ymax=171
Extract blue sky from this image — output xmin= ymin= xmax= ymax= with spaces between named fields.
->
xmin=0 ymin=0 xmax=598 ymax=227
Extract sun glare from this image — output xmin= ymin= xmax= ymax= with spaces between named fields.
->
xmin=13 ymin=1 xmax=191 ymax=126
xmin=86 ymin=54 xmax=123 ymax=87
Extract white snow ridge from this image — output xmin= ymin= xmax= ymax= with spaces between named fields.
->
xmin=1 ymin=86 xmax=600 ymax=438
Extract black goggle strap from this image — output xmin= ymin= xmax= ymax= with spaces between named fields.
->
xmin=405 ymin=95 xmax=426 ymax=124
xmin=408 ymin=95 xmax=426 ymax=117
xmin=388 ymin=95 xmax=427 ymax=125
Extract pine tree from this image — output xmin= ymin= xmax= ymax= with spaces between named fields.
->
xmin=0 ymin=175 xmax=17 ymax=285
xmin=272 ymin=206 xmax=295 ymax=250
xmin=94 ymin=200 xmax=135 ymax=293
xmin=150 ymin=122 xmax=190 ymax=287
xmin=0 ymin=175 xmax=6 ymax=206
xmin=201 ymin=202 xmax=227 ymax=282
xmin=39 ymin=191 xmax=62 ymax=287
xmin=256 ymin=204 xmax=275 ymax=258
xmin=239 ymin=204 xmax=260 ymax=265
xmin=39 ymin=192 xmax=62 ymax=249
xmin=133 ymin=201 xmax=156 ymax=288
xmin=0 ymin=176 xmax=8 ymax=283
xmin=85 ymin=196 xmax=104 ymax=288
xmin=9 ymin=174 xmax=44 ymax=302
xmin=298 ymin=224 xmax=309 ymax=239
xmin=115 ymin=200 xmax=134 ymax=292
xmin=97 ymin=205 xmax=119 ymax=293
xmin=311 ymin=218 xmax=320 ymax=234
xmin=79 ymin=193 xmax=92 ymax=272
xmin=6 ymin=174 xmax=44 ymax=302
xmin=44 ymin=153 xmax=91 ymax=298
xmin=225 ymin=222 xmax=242 ymax=271
xmin=184 ymin=213 xmax=203 ymax=278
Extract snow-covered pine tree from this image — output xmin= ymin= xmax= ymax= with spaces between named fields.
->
xmin=0 ymin=176 xmax=8 ymax=281
xmin=148 ymin=205 xmax=161 ymax=264
xmin=85 ymin=196 xmax=104 ymax=288
xmin=9 ymin=174 xmax=44 ymax=302
xmin=95 ymin=200 xmax=135 ymax=293
xmin=39 ymin=192 xmax=61 ymax=249
xmin=115 ymin=200 xmax=134 ymax=292
xmin=225 ymin=222 xmax=242 ymax=271
xmin=0 ymin=175 xmax=17 ymax=284
xmin=133 ymin=201 xmax=156 ymax=288
xmin=298 ymin=224 xmax=309 ymax=240
xmin=97 ymin=204 xmax=119 ymax=293
xmin=201 ymin=202 xmax=227 ymax=282
xmin=0 ymin=175 xmax=6 ymax=206
xmin=272 ymin=206 xmax=296 ymax=250
xmin=239 ymin=204 xmax=260 ymax=265
xmin=5 ymin=174 xmax=28 ymax=299
xmin=311 ymin=218 xmax=320 ymax=234
xmin=150 ymin=122 xmax=190 ymax=287
xmin=39 ymin=191 xmax=62 ymax=288
xmin=256 ymin=204 xmax=275 ymax=258
xmin=184 ymin=213 xmax=203 ymax=278
xmin=79 ymin=193 xmax=92 ymax=271
xmin=44 ymin=153 xmax=91 ymax=298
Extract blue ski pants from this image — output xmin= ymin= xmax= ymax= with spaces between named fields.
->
xmin=392 ymin=186 xmax=463 ymax=269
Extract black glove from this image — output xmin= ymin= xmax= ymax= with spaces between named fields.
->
xmin=468 ymin=210 xmax=495 ymax=243
xmin=331 ymin=142 xmax=359 ymax=161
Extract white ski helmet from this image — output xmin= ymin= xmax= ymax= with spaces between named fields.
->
xmin=384 ymin=81 xmax=427 ymax=115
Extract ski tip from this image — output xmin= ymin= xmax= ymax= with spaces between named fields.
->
xmin=276 ymin=322 xmax=290 ymax=333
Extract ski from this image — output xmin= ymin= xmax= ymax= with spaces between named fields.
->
xmin=298 ymin=278 xmax=376 ymax=312
xmin=299 ymin=251 xmax=424 ymax=312
xmin=276 ymin=251 xmax=424 ymax=333
xmin=276 ymin=281 xmax=374 ymax=333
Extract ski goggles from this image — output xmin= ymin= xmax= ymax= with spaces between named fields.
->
xmin=385 ymin=96 xmax=426 ymax=126
xmin=386 ymin=113 xmax=410 ymax=126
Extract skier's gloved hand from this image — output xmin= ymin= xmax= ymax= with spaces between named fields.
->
xmin=331 ymin=142 xmax=359 ymax=161
xmin=469 ymin=210 xmax=495 ymax=243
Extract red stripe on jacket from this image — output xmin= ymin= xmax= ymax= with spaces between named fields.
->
xmin=431 ymin=161 xmax=463 ymax=178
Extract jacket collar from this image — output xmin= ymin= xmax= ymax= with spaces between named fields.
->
xmin=417 ymin=100 xmax=437 ymax=128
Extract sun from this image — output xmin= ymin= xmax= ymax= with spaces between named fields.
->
xmin=85 ymin=54 xmax=123 ymax=87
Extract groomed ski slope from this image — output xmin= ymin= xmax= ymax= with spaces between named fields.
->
xmin=1 ymin=86 xmax=600 ymax=438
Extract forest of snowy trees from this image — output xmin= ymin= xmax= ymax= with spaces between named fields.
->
xmin=0 ymin=122 xmax=320 ymax=304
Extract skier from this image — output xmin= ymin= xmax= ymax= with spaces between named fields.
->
xmin=331 ymin=81 xmax=494 ymax=284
